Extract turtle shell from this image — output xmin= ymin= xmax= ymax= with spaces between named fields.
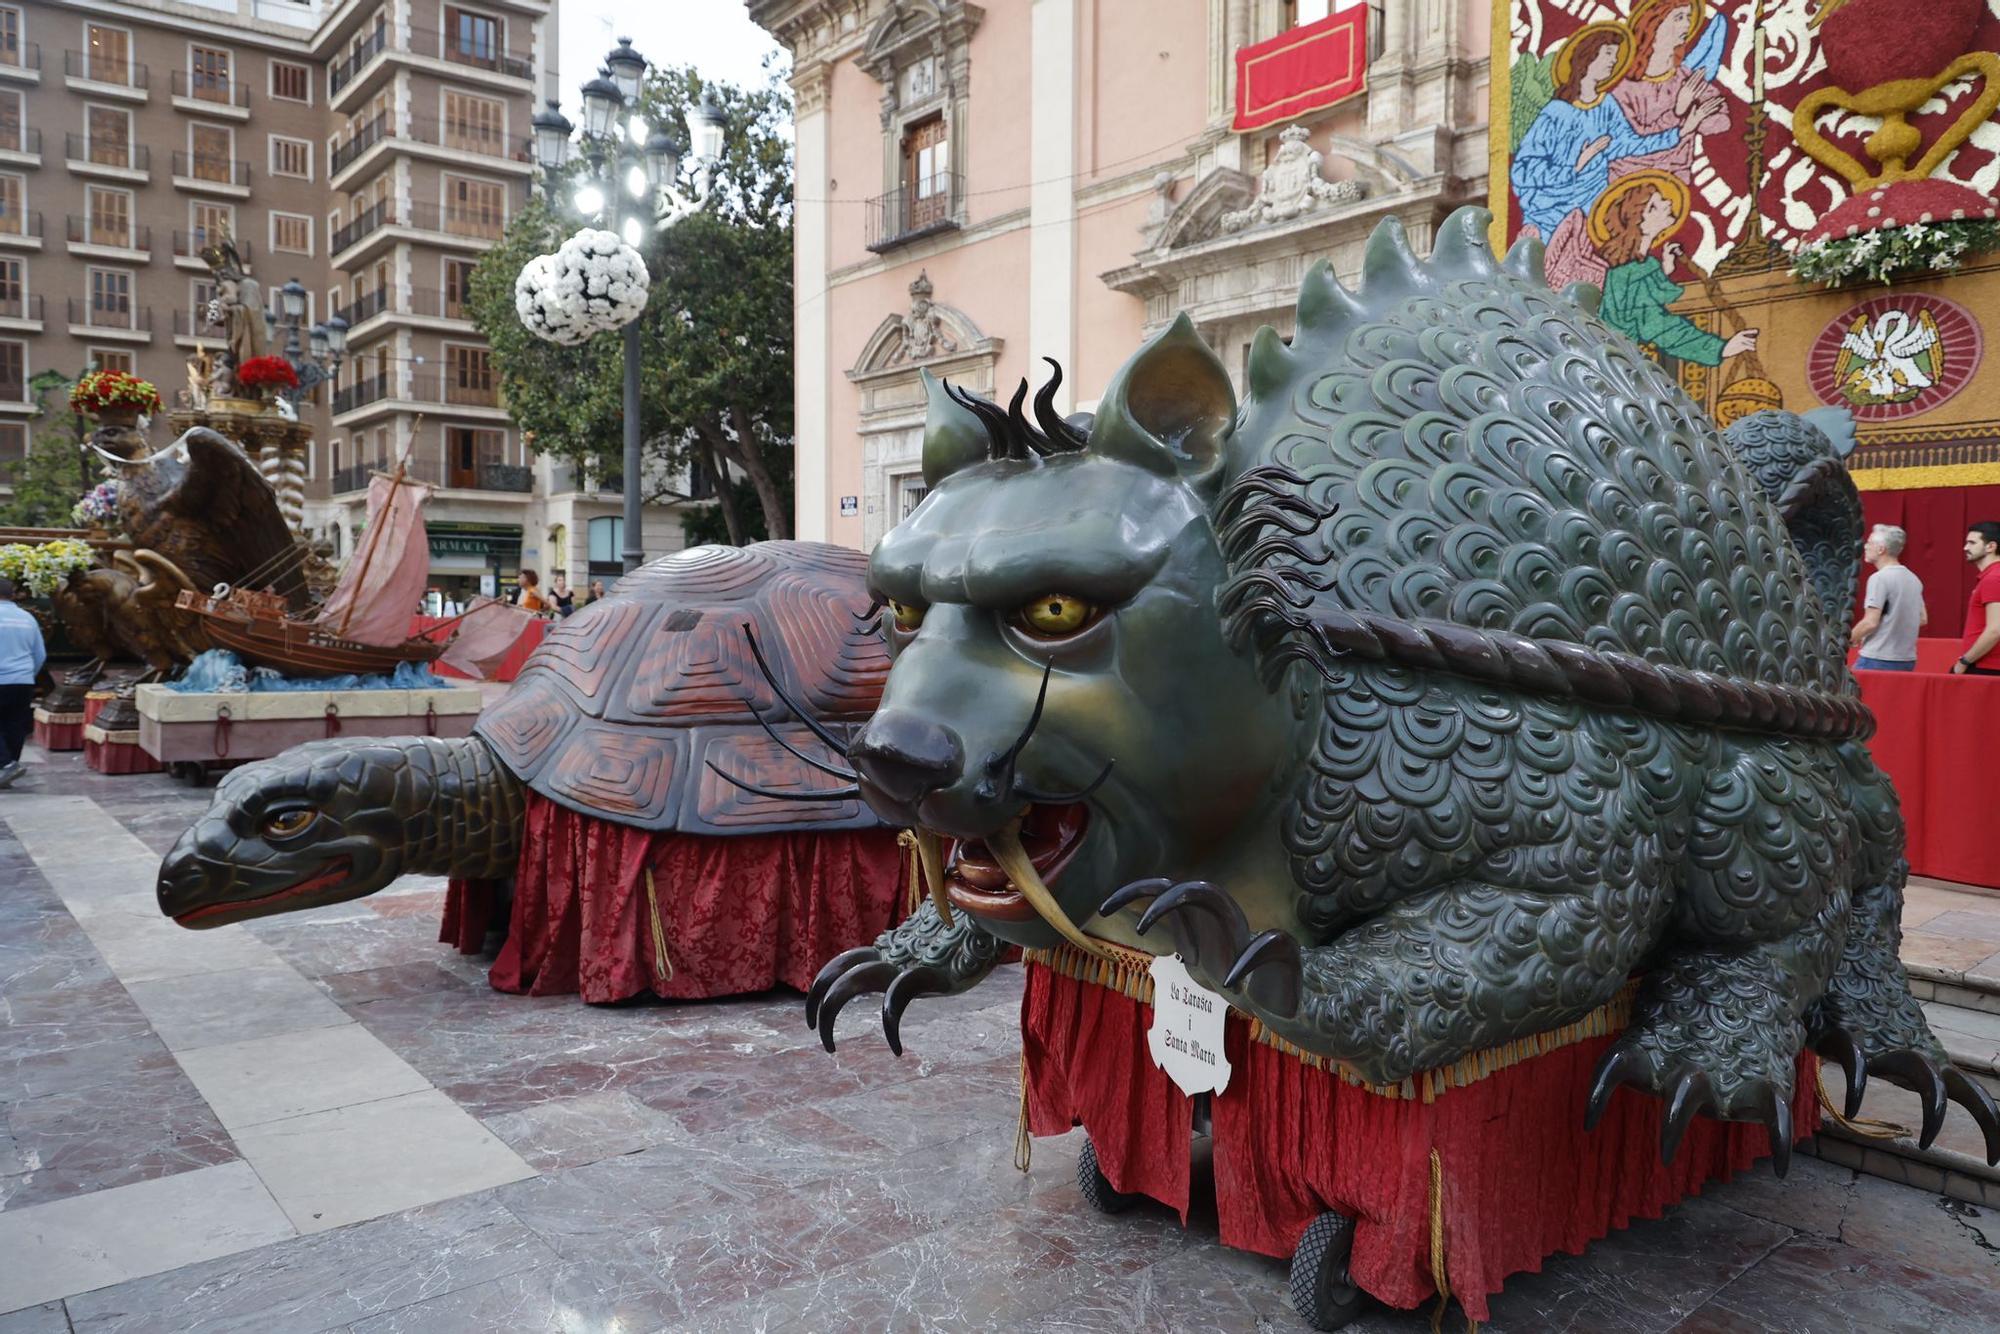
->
xmin=476 ymin=541 xmax=890 ymax=834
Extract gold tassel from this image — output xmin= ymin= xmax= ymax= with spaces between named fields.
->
xmin=1814 ymin=1068 xmax=1909 ymax=1140
xmin=1428 ymin=1148 xmax=1451 ymax=1334
xmin=642 ymin=868 xmax=675 ymax=984
xmin=896 ymin=830 xmax=922 ymax=920
xmin=1015 ymin=1050 xmax=1034 ymax=1173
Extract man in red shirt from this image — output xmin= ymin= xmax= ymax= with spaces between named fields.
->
xmin=1954 ymin=521 xmax=2000 ymax=676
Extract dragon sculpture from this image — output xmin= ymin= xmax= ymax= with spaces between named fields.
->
xmin=804 ymin=205 xmax=1998 ymax=1172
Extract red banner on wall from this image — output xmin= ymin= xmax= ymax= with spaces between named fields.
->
xmin=1233 ymin=8 xmax=1369 ymax=133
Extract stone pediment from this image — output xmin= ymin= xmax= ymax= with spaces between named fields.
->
xmin=857 ymin=1 xmax=984 ymax=85
xmin=848 ymin=270 xmax=1000 ymax=384
xmin=1151 ymin=168 xmax=1256 ymax=252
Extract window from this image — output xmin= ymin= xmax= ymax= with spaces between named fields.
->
xmin=191 ymin=278 xmax=218 ymax=332
xmin=900 ymin=114 xmax=949 ymax=231
xmin=329 ymin=437 xmax=342 ymax=477
xmin=88 ymin=347 xmax=132 ymax=373
xmin=86 ymin=186 xmax=131 ymax=246
xmin=446 ymin=426 xmax=503 ymax=486
xmin=0 ymin=90 xmax=19 ymax=153
xmin=189 ymin=45 xmax=230 ymax=102
xmin=444 ymin=345 xmax=493 ymax=405
xmin=444 ymin=6 xmax=499 ymax=67
xmin=270 ymin=136 xmax=311 ymax=180
xmin=86 ymin=23 xmax=130 ymax=85
xmin=0 ymin=8 xmax=19 ymax=70
xmin=270 ymin=60 xmax=310 ymax=103
xmin=0 ymin=424 xmax=25 ymax=473
xmin=0 ymin=339 xmax=21 ymax=400
xmin=87 ymin=106 xmax=131 ymax=167
xmin=442 ymin=176 xmax=504 ymax=238
xmin=0 ymin=173 xmax=22 ymax=234
xmin=271 ymin=212 xmax=311 ymax=254
xmin=444 ymin=259 xmax=475 ymax=317
xmin=190 ymin=201 xmax=232 ymax=249
xmin=0 ymin=257 xmax=20 ymax=317
xmin=588 ymin=516 xmax=624 ymax=566
xmin=443 ymin=91 xmax=505 ymax=156
xmin=897 ymin=475 xmax=929 ymax=521
xmin=89 ymin=268 xmax=133 ymax=327
xmin=191 ymin=124 xmax=233 ymax=180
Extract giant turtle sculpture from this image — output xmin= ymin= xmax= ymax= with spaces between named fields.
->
xmin=157 ymin=541 xmax=891 ymax=929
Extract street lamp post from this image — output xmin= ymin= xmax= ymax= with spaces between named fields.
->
xmin=530 ymin=42 xmax=724 ymax=574
xmin=266 ymin=277 xmax=348 ymax=400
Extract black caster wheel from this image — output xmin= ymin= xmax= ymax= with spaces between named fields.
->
xmin=1289 ymin=1210 xmax=1366 ymax=1330
xmin=1076 ymin=1137 xmax=1140 ymax=1214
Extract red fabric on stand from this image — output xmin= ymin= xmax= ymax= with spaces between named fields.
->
xmin=1858 ymin=669 xmax=2000 ymax=888
xmin=442 ymin=792 xmax=908 ymax=1003
xmin=1021 ymin=961 xmax=1816 ymax=1321
xmin=84 ymin=733 xmax=164 ymax=775
xmin=32 ymin=712 xmax=84 ymax=752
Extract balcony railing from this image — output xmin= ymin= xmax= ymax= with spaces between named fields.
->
xmin=65 ymin=50 xmax=148 ymax=88
xmin=0 ymin=42 xmax=41 ymax=75
xmin=866 ymin=175 xmax=963 ymax=251
xmin=412 ymin=372 xmax=499 ymax=408
xmin=337 ymin=289 xmax=388 ymax=325
xmin=68 ymin=298 xmax=152 ymax=332
xmin=405 ymin=288 xmax=472 ymax=320
xmin=172 ymin=230 xmax=251 ymax=263
xmin=173 ymin=308 xmax=223 ymax=337
xmin=402 ymin=114 xmax=530 ymax=163
xmin=331 ymin=376 xmax=388 ymax=414
xmin=0 ymin=210 xmax=41 ymax=239
xmin=0 ymin=125 xmax=38 ymax=155
xmin=172 ymin=151 xmax=251 ymax=186
xmin=407 ymin=199 xmax=508 ymax=241
xmin=66 ymin=133 xmax=148 ymax=171
xmin=68 ymin=216 xmax=151 ymax=251
xmin=328 ymin=25 xmax=388 ymax=96
xmin=330 ymin=113 xmax=386 ymax=173
xmin=171 ymin=70 xmax=250 ymax=109
xmin=0 ymin=293 xmax=43 ymax=322
xmin=406 ymin=26 xmax=534 ymax=80
xmin=331 ymin=200 xmax=393 ymax=254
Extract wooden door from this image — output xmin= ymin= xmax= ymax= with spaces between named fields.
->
xmin=901 ymin=115 xmax=947 ymax=232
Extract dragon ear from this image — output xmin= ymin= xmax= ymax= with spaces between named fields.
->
xmin=921 ymin=369 xmax=991 ymax=486
xmin=1087 ymin=313 xmax=1236 ymax=490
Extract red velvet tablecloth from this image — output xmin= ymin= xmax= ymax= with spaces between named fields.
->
xmin=410 ymin=615 xmax=546 ymax=682
xmin=1855 ymin=662 xmax=2000 ymax=889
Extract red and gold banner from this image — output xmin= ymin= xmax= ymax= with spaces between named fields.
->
xmin=1233 ymin=8 xmax=1368 ymax=133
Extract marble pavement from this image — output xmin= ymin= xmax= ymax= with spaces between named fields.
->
xmin=2 ymin=745 xmax=1999 ymax=1333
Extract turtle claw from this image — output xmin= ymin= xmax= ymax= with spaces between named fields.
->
xmin=1660 ymin=1069 xmax=1716 ymax=1166
xmin=882 ymin=965 xmax=950 ymax=1057
xmin=806 ymin=947 xmax=882 ymax=1031
xmin=1223 ymin=929 xmax=1303 ymax=1018
xmin=1812 ymin=1026 xmax=1868 ymax=1120
xmin=1872 ymin=1049 xmax=1948 ymax=1149
xmin=1583 ymin=1044 xmax=1652 ymax=1132
xmin=1941 ymin=1068 xmax=2000 ymax=1167
xmin=816 ymin=960 xmax=899 ymax=1053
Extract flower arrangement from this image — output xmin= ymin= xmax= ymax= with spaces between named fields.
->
xmin=71 ymin=480 xmax=121 ymax=529
xmin=236 ymin=356 xmax=301 ymax=394
xmin=1790 ymin=219 xmax=2000 ymax=287
xmin=0 ymin=539 xmax=96 ymax=597
xmin=68 ymin=371 xmax=162 ymax=417
xmin=516 ymin=228 xmax=650 ymax=345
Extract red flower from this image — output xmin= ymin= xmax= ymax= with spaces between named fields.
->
xmin=236 ymin=356 xmax=301 ymax=391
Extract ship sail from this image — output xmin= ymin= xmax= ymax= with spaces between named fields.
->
xmin=315 ymin=469 xmax=434 ymax=647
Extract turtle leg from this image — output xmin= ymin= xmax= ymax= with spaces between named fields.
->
xmin=806 ymin=900 xmax=1003 ymax=1055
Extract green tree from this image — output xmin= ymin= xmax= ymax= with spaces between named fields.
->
xmin=467 ymin=63 xmax=795 ymax=544
xmin=0 ymin=370 xmax=93 ymax=528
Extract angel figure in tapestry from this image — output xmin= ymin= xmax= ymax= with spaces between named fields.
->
xmin=1594 ymin=171 xmax=1759 ymax=370
xmin=1611 ymin=0 xmax=1731 ymax=180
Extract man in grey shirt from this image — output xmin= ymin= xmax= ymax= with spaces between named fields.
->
xmin=1850 ymin=524 xmax=1926 ymax=670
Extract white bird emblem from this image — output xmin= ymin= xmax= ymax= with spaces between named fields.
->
xmin=1838 ymin=308 xmax=1940 ymax=403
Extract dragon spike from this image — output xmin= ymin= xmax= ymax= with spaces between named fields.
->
xmin=1006 ymin=378 xmax=1050 ymax=458
xmin=1429 ymin=206 xmax=1498 ymax=278
xmin=1293 ymin=260 xmax=1360 ymax=338
xmin=1360 ymin=216 xmax=1423 ymax=297
xmin=1502 ymin=231 xmax=1548 ymax=286
xmin=945 ymin=381 xmax=1013 ymax=462
xmin=1562 ymin=281 xmax=1604 ymax=316
xmin=1033 ymin=358 xmax=1089 ymax=451
xmin=1246 ymin=325 xmax=1298 ymax=401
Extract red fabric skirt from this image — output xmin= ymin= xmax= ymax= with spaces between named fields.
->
xmin=33 ymin=709 xmax=84 ymax=752
xmin=441 ymin=793 xmax=909 ymax=1003
xmin=84 ymin=730 xmax=164 ymax=775
xmin=1021 ymin=958 xmax=1816 ymax=1321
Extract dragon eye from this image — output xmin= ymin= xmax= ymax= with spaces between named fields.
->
xmin=1017 ymin=593 xmax=1097 ymax=637
xmin=263 ymin=809 xmax=316 ymax=838
xmin=888 ymin=599 xmax=926 ymax=632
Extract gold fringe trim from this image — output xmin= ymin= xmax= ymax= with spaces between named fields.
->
xmin=641 ymin=868 xmax=675 ymax=985
xmin=34 ymin=709 xmax=86 ymax=726
xmin=1024 ymin=941 xmax=1640 ymax=1103
xmin=1813 ymin=1068 xmax=1908 ymax=1140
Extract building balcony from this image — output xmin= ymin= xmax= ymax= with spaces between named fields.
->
xmin=172 ymin=230 xmax=251 ymax=271
xmin=329 ymin=113 xmax=387 ymax=180
xmin=171 ymin=152 xmax=252 ymax=197
xmin=66 ymin=215 xmax=153 ymax=263
xmin=67 ymin=299 xmax=153 ymax=343
xmin=0 ymin=42 xmax=41 ymax=85
xmin=64 ymin=50 xmax=149 ymax=102
xmin=404 ymin=288 xmax=475 ymax=322
xmin=327 ymin=25 xmax=390 ymax=104
xmin=329 ymin=371 xmax=508 ymax=425
xmin=866 ymin=176 xmax=964 ymax=252
xmin=170 ymin=71 xmax=251 ymax=120
xmin=405 ymin=454 xmax=532 ymax=494
xmin=0 ymin=210 xmax=43 ymax=251
xmin=400 ymin=115 xmax=534 ymax=172
xmin=330 ymin=23 xmax=534 ymax=112
xmin=64 ymin=134 xmax=150 ymax=184
xmin=331 ymin=199 xmax=510 ymax=269
xmin=0 ymin=293 xmax=44 ymax=333
xmin=336 ymin=288 xmax=389 ymax=328
xmin=330 ymin=375 xmax=389 ymax=417
xmin=172 ymin=308 xmax=224 ymax=341
xmin=0 ymin=125 xmax=40 ymax=168
xmin=408 ymin=200 xmax=508 ymax=244
xmin=330 ymin=199 xmax=394 ymax=263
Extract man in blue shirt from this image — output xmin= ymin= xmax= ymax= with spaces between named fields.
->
xmin=0 ymin=575 xmax=46 ymax=788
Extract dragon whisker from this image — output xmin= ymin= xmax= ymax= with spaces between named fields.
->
xmin=742 ymin=697 xmax=861 ymax=781
xmin=741 ymin=624 xmax=856 ymax=757
xmin=1014 ymin=758 xmax=1114 ymax=805
xmin=703 ymin=761 xmax=861 ymax=802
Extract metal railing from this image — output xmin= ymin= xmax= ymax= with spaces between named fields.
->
xmin=170 ymin=70 xmax=249 ymax=108
xmin=866 ymin=176 xmax=963 ymax=251
xmin=328 ymin=460 xmax=382 ymax=494
xmin=67 ymin=298 xmax=152 ymax=332
xmin=0 ymin=209 xmax=40 ymax=239
xmin=66 ymin=133 xmax=148 ymax=171
xmin=172 ymin=230 xmax=251 ymax=262
xmin=337 ymin=289 xmax=388 ymax=325
xmin=405 ymin=455 xmax=531 ymax=492
xmin=173 ymin=308 xmax=222 ymax=337
xmin=330 ymin=200 xmax=393 ymax=254
xmin=0 ymin=126 xmax=38 ymax=155
xmin=67 ymin=216 xmax=151 ymax=251
xmin=406 ymin=26 xmax=534 ymax=80
xmin=0 ymin=293 xmax=43 ymax=322
xmin=172 ymin=150 xmax=250 ymax=186
xmin=406 ymin=199 xmax=508 ymax=241
xmin=327 ymin=25 xmax=388 ymax=95
xmin=402 ymin=114 xmax=530 ymax=163
xmin=0 ymin=42 xmax=41 ymax=74
xmin=405 ymin=287 xmax=472 ymax=320
xmin=65 ymin=50 xmax=148 ymax=88
xmin=331 ymin=375 xmax=387 ymax=414
xmin=330 ymin=113 xmax=385 ymax=173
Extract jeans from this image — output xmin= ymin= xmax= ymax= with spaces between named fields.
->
xmin=1853 ymin=656 xmax=1915 ymax=672
xmin=0 ymin=683 xmax=32 ymax=766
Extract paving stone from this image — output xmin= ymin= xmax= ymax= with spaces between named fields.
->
xmin=123 ymin=964 xmax=354 ymax=1052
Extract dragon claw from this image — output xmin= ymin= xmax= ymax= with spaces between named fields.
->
xmin=1758 ymin=1086 xmax=1794 ymax=1179
xmin=882 ymin=965 xmax=951 ymax=1057
xmin=1660 ymin=1068 xmax=1716 ymax=1166
xmin=806 ymin=947 xmax=882 ymax=1031
xmin=1223 ymin=929 xmax=1303 ymax=1018
xmin=1811 ymin=1027 xmax=1869 ymax=1120
xmin=1097 ymin=878 xmax=1173 ymax=919
xmin=813 ymin=959 xmax=898 ymax=1053
xmin=1583 ymin=1044 xmax=1651 ymax=1132
xmin=1872 ymin=1049 xmax=1948 ymax=1149
xmin=1941 ymin=1068 xmax=2000 ymax=1167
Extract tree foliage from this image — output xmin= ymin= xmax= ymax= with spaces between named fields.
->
xmin=0 ymin=370 xmax=95 ymax=528
xmin=467 ymin=63 xmax=795 ymax=543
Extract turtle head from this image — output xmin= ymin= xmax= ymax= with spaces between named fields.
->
xmin=158 ymin=736 xmax=516 ymax=928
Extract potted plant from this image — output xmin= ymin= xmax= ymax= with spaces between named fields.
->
xmin=235 ymin=355 xmax=300 ymax=409
xmin=68 ymin=371 xmax=163 ymax=429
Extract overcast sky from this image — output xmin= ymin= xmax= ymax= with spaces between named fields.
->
xmin=558 ymin=1 xmax=787 ymax=103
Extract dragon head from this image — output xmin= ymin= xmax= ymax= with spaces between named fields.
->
xmin=848 ymin=319 xmax=1294 ymax=955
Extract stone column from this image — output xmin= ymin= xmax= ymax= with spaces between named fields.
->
xmin=792 ymin=61 xmax=833 ymax=543
xmin=1030 ymin=0 xmax=1078 ymax=411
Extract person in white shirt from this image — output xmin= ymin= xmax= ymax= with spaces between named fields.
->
xmin=0 ymin=576 xmax=48 ymax=788
xmin=1849 ymin=524 xmax=1926 ymax=671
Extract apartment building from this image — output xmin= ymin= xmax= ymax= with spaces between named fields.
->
xmin=1 ymin=0 xmax=690 ymax=598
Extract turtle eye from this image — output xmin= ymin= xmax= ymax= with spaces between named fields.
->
xmin=1015 ymin=593 xmax=1097 ymax=638
xmin=262 ymin=808 xmax=317 ymax=839
xmin=888 ymin=599 xmax=926 ymax=632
